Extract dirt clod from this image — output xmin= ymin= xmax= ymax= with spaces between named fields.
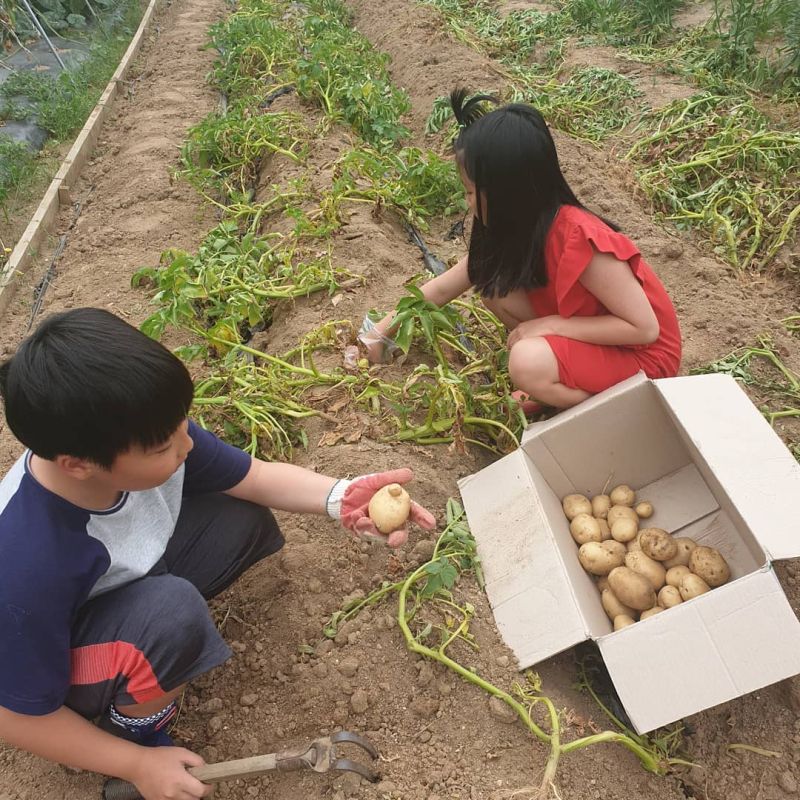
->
xmin=337 ymin=657 xmax=360 ymax=678
xmin=488 ymin=696 xmax=517 ymax=724
xmin=410 ymin=695 xmax=440 ymax=718
xmin=780 ymin=771 xmax=798 ymax=794
xmin=350 ymin=688 xmax=369 ymax=714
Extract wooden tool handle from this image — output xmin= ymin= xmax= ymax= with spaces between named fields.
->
xmin=102 ymin=753 xmax=280 ymax=800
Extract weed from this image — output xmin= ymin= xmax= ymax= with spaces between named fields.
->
xmin=0 ymin=135 xmax=40 ymax=221
xmin=1 ymin=0 xmax=145 ymax=139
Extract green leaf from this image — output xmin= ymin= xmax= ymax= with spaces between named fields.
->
xmin=140 ymin=315 xmax=166 ymax=340
xmin=395 ymin=317 xmax=415 ymax=353
xmin=420 ymin=313 xmax=434 ymax=344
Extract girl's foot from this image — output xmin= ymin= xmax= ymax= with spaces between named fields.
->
xmin=511 ymin=390 xmax=545 ymax=417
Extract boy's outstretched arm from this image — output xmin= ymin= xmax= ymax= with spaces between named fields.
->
xmin=225 ymin=461 xmax=436 ymax=547
xmin=0 ymin=705 xmax=211 ymax=800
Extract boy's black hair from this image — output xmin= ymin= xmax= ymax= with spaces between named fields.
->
xmin=0 ymin=308 xmax=194 ymax=468
xmin=450 ymin=88 xmax=620 ymax=297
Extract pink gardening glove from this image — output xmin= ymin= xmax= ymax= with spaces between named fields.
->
xmin=336 ymin=468 xmax=436 ymax=548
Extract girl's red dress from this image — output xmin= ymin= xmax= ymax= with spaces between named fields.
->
xmin=528 ymin=205 xmax=682 ymax=394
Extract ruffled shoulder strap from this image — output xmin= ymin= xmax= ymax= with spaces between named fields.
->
xmin=550 ymin=206 xmax=641 ymax=318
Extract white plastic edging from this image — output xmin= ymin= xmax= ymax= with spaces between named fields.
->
xmin=0 ymin=0 xmax=162 ymax=318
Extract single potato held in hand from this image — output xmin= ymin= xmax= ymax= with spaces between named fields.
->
xmin=340 ymin=468 xmax=436 ymax=547
xmin=368 ymin=484 xmax=412 ymax=533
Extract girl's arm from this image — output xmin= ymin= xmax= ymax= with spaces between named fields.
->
xmin=365 ymin=256 xmax=472 ymax=349
xmin=509 ymin=252 xmax=660 ymax=348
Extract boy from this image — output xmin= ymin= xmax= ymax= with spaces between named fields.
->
xmin=0 ymin=308 xmax=434 ymax=800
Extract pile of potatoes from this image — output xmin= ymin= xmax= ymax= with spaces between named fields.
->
xmin=562 ymin=485 xmax=732 ymax=631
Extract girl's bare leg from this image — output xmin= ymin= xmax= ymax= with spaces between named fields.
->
xmin=508 ymin=336 xmax=590 ymax=409
xmin=483 ymin=293 xmax=590 ymax=408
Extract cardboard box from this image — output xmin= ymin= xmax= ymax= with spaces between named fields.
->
xmin=458 ymin=372 xmax=800 ymax=733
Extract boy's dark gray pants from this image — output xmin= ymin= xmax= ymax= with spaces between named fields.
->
xmin=65 ymin=493 xmax=284 ymax=719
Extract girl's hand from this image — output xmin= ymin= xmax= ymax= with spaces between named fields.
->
xmin=337 ymin=468 xmax=437 ymax=548
xmin=358 ymin=316 xmax=399 ymax=364
xmin=507 ymin=316 xmax=562 ymax=348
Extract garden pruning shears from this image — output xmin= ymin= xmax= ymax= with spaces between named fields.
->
xmin=101 ymin=730 xmax=380 ymax=799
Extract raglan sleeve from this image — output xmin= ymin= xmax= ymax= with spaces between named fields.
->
xmin=182 ymin=420 xmax=253 ymax=495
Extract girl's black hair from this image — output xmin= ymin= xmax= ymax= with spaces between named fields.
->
xmin=451 ymin=88 xmax=619 ymax=297
xmin=0 ymin=308 xmax=194 ymax=468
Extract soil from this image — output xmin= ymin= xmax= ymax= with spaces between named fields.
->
xmin=1 ymin=0 xmax=800 ymax=800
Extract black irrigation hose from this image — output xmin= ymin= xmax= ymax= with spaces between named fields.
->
xmin=260 ymin=84 xmax=294 ymax=109
xmin=27 ymin=195 xmax=86 ymax=331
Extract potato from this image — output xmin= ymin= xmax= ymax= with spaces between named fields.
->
xmin=610 ymin=484 xmax=636 ymax=507
xmin=625 ymin=551 xmax=666 ymax=591
xmin=562 ymin=494 xmax=592 ymax=520
xmin=666 ymin=565 xmax=692 ymax=588
xmin=679 ymin=573 xmax=711 ymax=601
xmin=689 ymin=546 xmax=731 ymax=588
xmin=603 ymin=540 xmax=627 ymax=559
xmin=635 ymin=501 xmax=654 ymax=519
xmin=602 ymin=588 xmax=636 ymax=621
xmin=591 ymin=494 xmax=611 ymax=519
xmin=640 ymin=606 xmax=665 ymax=621
xmin=608 ymin=566 xmax=657 ymax=611
xmin=662 ymin=537 xmax=697 ymax=569
xmin=607 ymin=505 xmax=638 ymax=528
xmin=579 ymin=541 xmax=626 ymax=576
xmin=569 ymin=514 xmax=602 ymax=545
xmin=597 ymin=518 xmax=612 ymax=541
xmin=640 ymin=528 xmax=678 ymax=562
xmin=627 ymin=533 xmax=643 ymax=552
xmin=658 ymin=585 xmax=683 ymax=608
xmin=614 ymin=614 xmax=636 ymax=631
xmin=596 ymin=575 xmax=610 ymax=593
xmin=368 ymin=483 xmax=411 ymax=533
xmin=611 ymin=517 xmax=638 ymax=543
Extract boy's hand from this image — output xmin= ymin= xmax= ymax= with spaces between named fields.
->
xmin=336 ymin=468 xmax=436 ymax=547
xmin=129 ymin=746 xmax=212 ymax=800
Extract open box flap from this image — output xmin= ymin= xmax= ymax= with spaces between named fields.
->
xmin=598 ymin=568 xmax=800 ymax=734
xmin=458 ymin=451 xmax=588 ymax=667
xmin=655 ymin=374 xmax=800 ymax=561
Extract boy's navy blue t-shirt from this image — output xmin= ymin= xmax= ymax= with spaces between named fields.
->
xmin=0 ymin=421 xmax=251 ymax=716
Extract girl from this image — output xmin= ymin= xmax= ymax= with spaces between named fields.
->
xmin=359 ymin=90 xmax=682 ymax=413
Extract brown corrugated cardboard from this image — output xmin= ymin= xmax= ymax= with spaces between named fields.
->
xmin=458 ymin=373 xmax=800 ymax=733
